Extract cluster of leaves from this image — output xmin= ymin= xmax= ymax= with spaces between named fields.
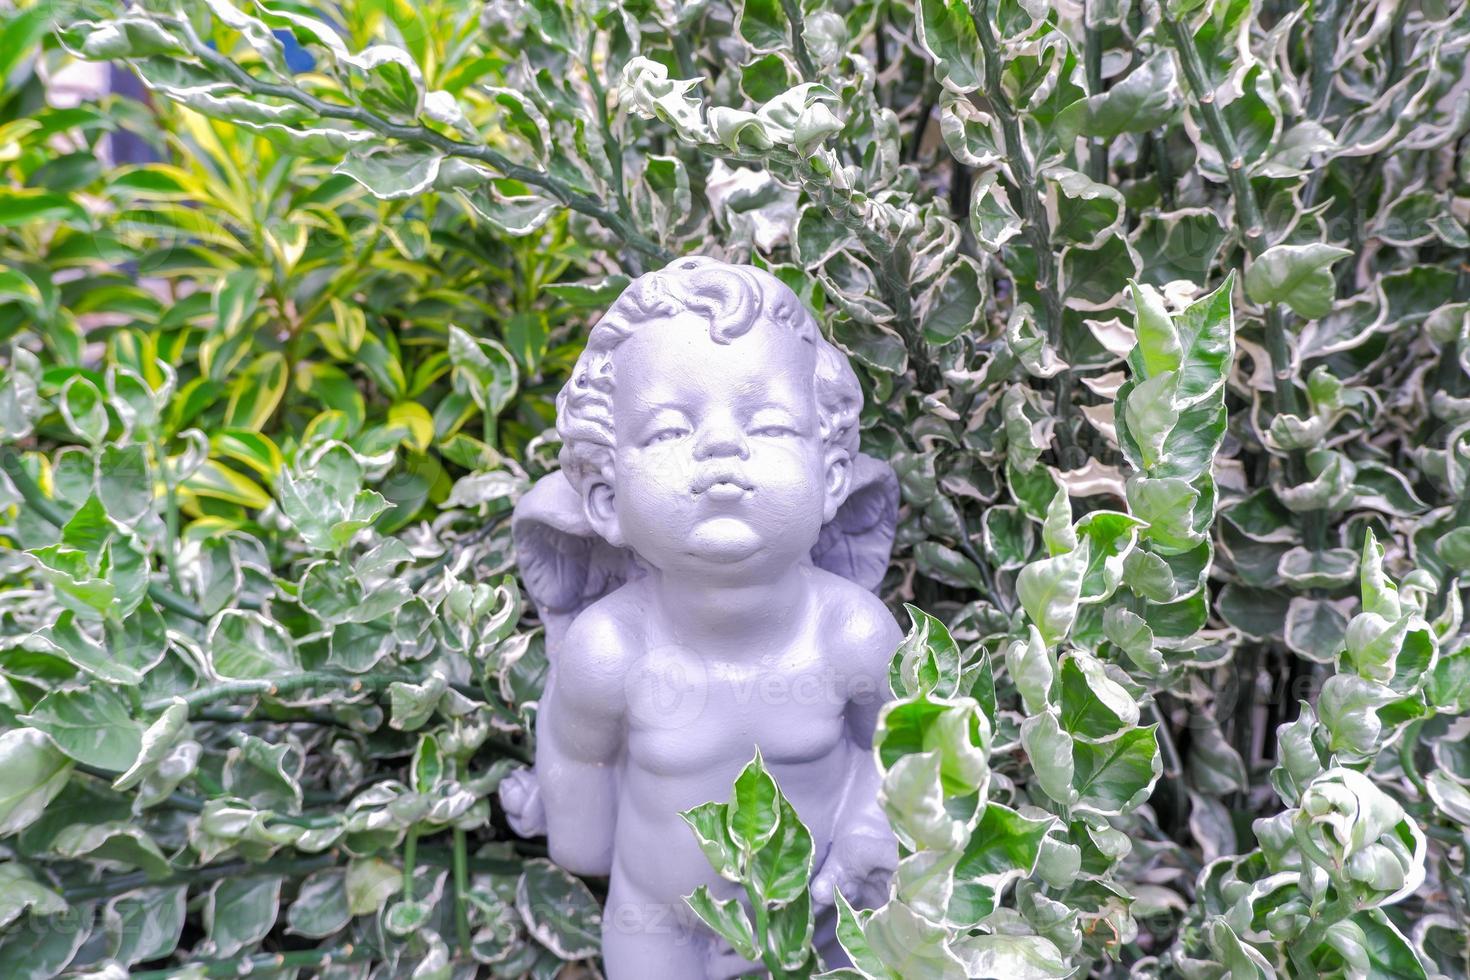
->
xmin=0 ymin=1 xmax=615 ymax=975
xmin=2 ymin=0 xmax=1469 ymax=976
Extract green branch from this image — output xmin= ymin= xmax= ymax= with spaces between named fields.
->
xmin=142 ymin=670 xmax=473 ymax=714
xmin=581 ymin=29 xmax=642 ymax=272
xmin=1162 ymin=9 xmax=1323 ymax=549
xmin=62 ymin=851 xmax=339 ymax=904
xmin=1082 ymin=7 xmax=1108 ymax=182
xmin=779 ymin=0 xmax=819 ymax=79
xmin=171 ymin=20 xmax=672 ymax=264
xmin=970 ymin=0 xmax=1077 ymax=459
xmin=131 ymin=944 xmax=368 ymax=980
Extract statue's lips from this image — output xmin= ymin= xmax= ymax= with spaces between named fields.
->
xmin=697 ymin=481 xmax=753 ymax=502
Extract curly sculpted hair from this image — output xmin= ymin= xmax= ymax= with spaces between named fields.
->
xmin=556 ymin=256 xmax=864 ymax=494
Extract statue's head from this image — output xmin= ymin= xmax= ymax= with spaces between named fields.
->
xmin=556 ymin=256 xmax=864 ymax=580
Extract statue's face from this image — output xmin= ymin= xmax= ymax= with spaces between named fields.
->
xmin=591 ymin=312 xmax=843 ymax=579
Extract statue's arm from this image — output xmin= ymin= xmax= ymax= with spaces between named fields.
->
xmin=536 ymin=610 xmax=627 ymax=877
xmin=812 ymin=595 xmax=903 ymax=908
xmin=840 ymin=598 xmax=905 ymax=830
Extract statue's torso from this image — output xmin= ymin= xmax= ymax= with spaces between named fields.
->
xmin=583 ymin=571 xmax=877 ymax=904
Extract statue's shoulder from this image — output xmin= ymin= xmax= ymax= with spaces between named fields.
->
xmin=809 ymin=567 xmax=903 ymax=667
xmin=557 ymin=580 xmax=649 ymax=690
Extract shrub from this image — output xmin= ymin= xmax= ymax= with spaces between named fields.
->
xmin=1 ymin=0 xmax=1468 ymax=977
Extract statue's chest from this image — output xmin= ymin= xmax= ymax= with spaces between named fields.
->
xmin=624 ymin=645 xmax=848 ymax=776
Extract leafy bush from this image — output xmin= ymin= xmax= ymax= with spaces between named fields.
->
xmin=1 ymin=0 xmax=1468 ymax=977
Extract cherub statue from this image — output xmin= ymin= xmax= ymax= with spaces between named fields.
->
xmin=501 ymin=256 xmax=902 ymax=979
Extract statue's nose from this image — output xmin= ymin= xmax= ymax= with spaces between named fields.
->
xmin=693 ymin=415 xmax=750 ymax=460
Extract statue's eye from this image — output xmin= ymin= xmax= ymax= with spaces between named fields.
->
xmin=644 ymin=427 xmax=688 ymax=446
xmin=751 ymin=424 xmax=797 ymax=437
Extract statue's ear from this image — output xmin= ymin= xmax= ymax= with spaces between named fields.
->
xmin=513 ymin=471 xmax=642 ymax=656
xmin=810 ymin=452 xmax=899 ymax=593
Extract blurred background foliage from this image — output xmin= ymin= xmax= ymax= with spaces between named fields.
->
xmin=0 ymin=0 xmax=1468 ymax=976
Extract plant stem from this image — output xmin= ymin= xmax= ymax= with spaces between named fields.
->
xmin=402 ymin=828 xmax=419 ymax=901
xmin=1398 ymin=718 xmax=1428 ymax=797
xmin=1305 ymin=0 xmax=1341 ymax=121
xmin=1162 ymin=15 xmax=1267 ymax=258
xmin=452 ymin=826 xmax=472 ymax=954
xmin=780 ymin=0 xmax=819 ymax=79
xmin=1147 ymin=700 xmax=1182 ymax=780
xmin=130 ymin=944 xmax=368 ymax=980
xmin=172 ymin=20 xmax=671 ymax=264
xmin=970 ymin=0 xmax=1077 ymax=460
xmin=581 ymin=28 xmax=636 ymax=256
xmin=1162 ymin=10 xmax=1323 ymax=550
xmin=61 ymin=851 xmax=339 ymax=903
xmin=151 ymin=432 xmax=184 ymax=594
xmin=744 ymin=878 xmax=785 ymax=979
xmin=141 ymin=669 xmax=477 ymax=713
xmin=1083 ymin=6 xmax=1108 ymax=183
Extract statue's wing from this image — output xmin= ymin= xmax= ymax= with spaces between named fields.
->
xmin=811 ymin=453 xmax=900 ymax=593
xmin=512 ymin=470 xmax=642 ymax=659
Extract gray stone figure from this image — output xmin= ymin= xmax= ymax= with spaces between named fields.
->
xmin=500 ymin=256 xmax=902 ymax=979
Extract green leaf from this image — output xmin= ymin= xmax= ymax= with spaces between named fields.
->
xmin=681 ymin=800 xmax=741 ymax=881
xmin=918 ymin=255 xmax=986 ymax=344
xmin=460 ymin=180 xmax=559 ymax=236
xmin=1072 ymin=725 xmax=1162 ymax=815
xmin=0 ymin=865 xmax=66 ymax=930
xmin=205 ymin=875 xmax=281 ymax=958
xmin=1342 ymin=910 xmax=1431 ymax=980
xmin=876 ymin=697 xmax=990 ymax=797
xmin=448 ymin=325 xmax=519 ymax=417
xmin=917 ymin=0 xmax=983 ymax=94
xmin=952 ymin=933 xmax=1072 ymax=979
xmin=969 ymin=171 xmax=1023 ymax=252
xmin=59 ymin=375 xmax=107 ymax=445
xmin=1128 ymin=281 xmax=1181 ymax=378
xmin=112 ymin=699 xmax=192 ymax=793
xmin=832 ymin=890 xmax=889 ymax=978
xmin=863 ymin=898 xmax=967 ymax=979
xmin=50 ymin=821 xmax=171 ymax=878
xmin=1057 ymin=51 xmax=1177 ymax=140
xmin=106 ymin=886 xmax=186 ymax=965
xmin=1245 ymin=243 xmax=1352 ymax=319
xmin=1004 ymin=625 xmax=1055 ymax=716
xmin=1058 ymin=651 xmax=1140 ymax=741
xmin=737 ymin=0 xmax=789 ymax=52
xmin=1017 ymin=538 xmax=1091 ymax=646
xmin=0 ymin=729 xmax=73 ymax=836
xmin=728 ymin=750 xmax=782 ymax=851
xmin=0 ymin=188 xmax=85 ymax=227
xmin=765 ymin=887 xmax=815 ymax=970
xmin=961 ymin=804 xmax=1054 ymax=879
xmin=949 ymin=803 xmax=1055 ymax=923
xmin=208 ymin=609 xmax=300 ymax=680
xmin=286 ymin=869 xmax=351 ymax=939
xmin=1170 ymin=271 xmax=1236 ymax=404
xmin=347 ymin=44 xmax=425 ymax=120
xmin=891 ymin=604 xmax=962 ymax=698
xmin=223 ymin=352 xmax=287 ymax=431
xmin=21 ymin=686 xmax=144 ymax=771
xmin=879 ymin=750 xmax=966 ymax=851
xmin=515 ymin=859 xmax=602 ymax=960
xmin=345 ymin=857 xmax=402 ymax=917
xmin=751 ymin=794 xmax=815 ymax=904
xmin=685 ymin=885 xmax=759 ymax=961
xmin=1020 ymin=710 xmax=1076 ymax=808
xmin=335 ymin=144 xmax=443 ymax=200
xmin=1046 ymin=168 xmax=1124 ymax=248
